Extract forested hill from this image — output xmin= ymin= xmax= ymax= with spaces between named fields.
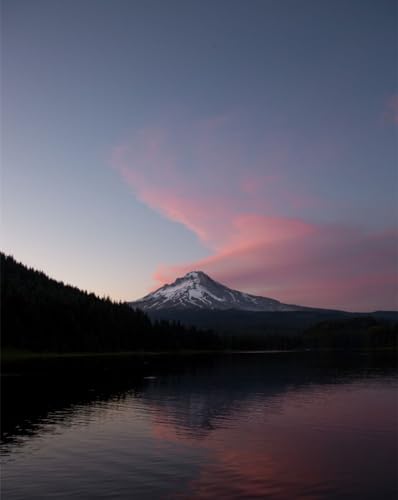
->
xmin=1 ymin=254 xmax=218 ymax=353
xmin=2 ymin=253 xmax=397 ymax=354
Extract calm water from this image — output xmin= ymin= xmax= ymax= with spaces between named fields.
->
xmin=1 ymin=353 xmax=397 ymax=499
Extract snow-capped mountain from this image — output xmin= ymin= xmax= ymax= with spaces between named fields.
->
xmin=129 ymin=271 xmax=307 ymax=312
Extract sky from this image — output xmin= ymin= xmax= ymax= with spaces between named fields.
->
xmin=2 ymin=0 xmax=397 ymax=311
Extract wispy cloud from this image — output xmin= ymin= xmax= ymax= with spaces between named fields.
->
xmin=383 ymin=94 xmax=398 ymax=125
xmin=112 ymin=116 xmax=397 ymax=311
xmin=154 ymin=223 xmax=397 ymax=311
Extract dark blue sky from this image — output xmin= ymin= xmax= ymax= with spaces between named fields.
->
xmin=2 ymin=0 xmax=397 ymax=309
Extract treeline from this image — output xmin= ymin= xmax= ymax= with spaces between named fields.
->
xmin=303 ymin=316 xmax=398 ymax=350
xmin=215 ymin=316 xmax=397 ymax=351
xmin=1 ymin=254 xmax=220 ymax=353
xmin=1 ymin=253 xmax=397 ymax=354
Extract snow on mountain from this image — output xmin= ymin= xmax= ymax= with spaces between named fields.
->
xmin=129 ymin=271 xmax=306 ymax=312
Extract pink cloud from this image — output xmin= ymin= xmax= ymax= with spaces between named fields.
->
xmin=383 ymin=94 xmax=398 ymax=124
xmin=112 ymin=118 xmax=398 ymax=311
xmin=240 ymin=173 xmax=282 ymax=195
xmin=153 ymin=219 xmax=398 ymax=311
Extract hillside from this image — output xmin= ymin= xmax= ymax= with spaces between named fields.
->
xmin=1 ymin=254 xmax=218 ymax=353
xmin=1 ymin=254 xmax=396 ymax=354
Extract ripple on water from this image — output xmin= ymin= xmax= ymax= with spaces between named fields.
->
xmin=2 ymin=355 xmax=397 ymax=499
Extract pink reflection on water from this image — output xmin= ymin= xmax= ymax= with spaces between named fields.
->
xmin=147 ymin=380 xmax=398 ymax=499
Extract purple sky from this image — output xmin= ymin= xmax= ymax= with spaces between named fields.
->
xmin=2 ymin=0 xmax=397 ymax=311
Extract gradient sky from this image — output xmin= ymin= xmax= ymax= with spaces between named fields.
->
xmin=2 ymin=0 xmax=397 ymax=311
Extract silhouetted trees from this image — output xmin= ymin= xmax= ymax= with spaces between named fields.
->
xmin=303 ymin=316 xmax=398 ymax=350
xmin=1 ymin=254 xmax=220 ymax=353
xmin=1 ymin=253 xmax=396 ymax=354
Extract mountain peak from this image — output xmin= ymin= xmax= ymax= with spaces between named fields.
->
xmin=183 ymin=270 xmax=207 ymax=279
xmin=130 ymin=271 xmax=306 ymax=313
xmin=184 ymin=271 xmax=207 ymax=278
xmin=181 ymin=270 xmax=212 ymax=283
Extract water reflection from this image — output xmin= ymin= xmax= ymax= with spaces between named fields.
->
xmin=2 ymin=353 xmax=398 ymax=499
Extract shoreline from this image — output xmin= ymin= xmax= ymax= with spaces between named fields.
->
xmin=2 ymin=346 xmax=396 ymax=364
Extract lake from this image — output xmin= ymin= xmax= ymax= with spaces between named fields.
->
xmin=1 ymin=352 xmax=397 ymax=499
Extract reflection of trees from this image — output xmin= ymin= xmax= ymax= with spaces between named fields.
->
xmin=129 ymin=353 xmax=398 ymax=439
xmin=1 ymin=369 xmax=145 ymax=452
xmin=2 ymin=353 xmax=396 ymax=450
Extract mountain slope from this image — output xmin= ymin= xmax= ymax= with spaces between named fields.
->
xmin=129 ymin=271 xmax=310 ymax=312
xmin=1 ymin=254 xmax=219 ymax=352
